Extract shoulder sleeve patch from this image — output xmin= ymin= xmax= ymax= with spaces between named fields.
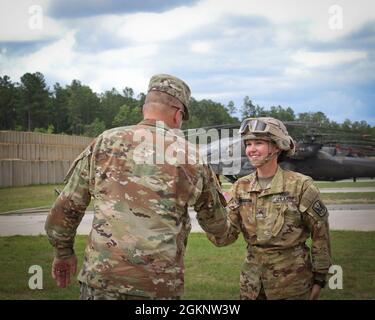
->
xmin=64 ymin=144 xmax=93 ymax=183
xmin=312 ymin=200 xmax=328 ymax=217
xmin=299 ymin=181 xmax=319 ymax=212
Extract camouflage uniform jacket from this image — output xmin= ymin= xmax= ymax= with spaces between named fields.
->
xmin=210 ymin=166 xmax=332 ymax=300
xmin=45 ymin=119 xmax=228 ymax=298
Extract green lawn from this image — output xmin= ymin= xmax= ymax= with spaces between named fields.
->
xmin=316 ymin=181 xmax=375 ymax=188
xmin=0 ymin=184 xmax=63 ymax=213
xmin=222 ymin=181 xmax=375 ymax=189
xmin=0 ymin=184 xmax=96 ymax=214
xmin=321 ymin=192 xmax=375 ymax=204
xmin=0 ymin=231 xmax=374 ymax=300
xmin=1 ymin=184 xmax=375 ymax=213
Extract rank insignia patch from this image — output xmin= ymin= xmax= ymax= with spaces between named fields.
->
xmin=312 ymin=200 xmax=327 ymax=217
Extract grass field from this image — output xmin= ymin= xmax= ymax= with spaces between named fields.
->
xmin=221 ymin=181 xmax=375 ymax=189
xmin=315 ymin=181 xmax=375 ymax=188
xmin=1 ymin=183 xmax=375 ymax=213
xmin=0 ymin=232 xmax=374 ymax=300
xmin=321 ymin=192 xmax=375 ymax=204
xmin=0 ymin=184 xmax=63 ymax=213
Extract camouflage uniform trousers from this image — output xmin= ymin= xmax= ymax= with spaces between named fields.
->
xmin=253 ymin=283 xmax=310 ymax=300
xmin=79 ymin=282 xmax=180 ymax=300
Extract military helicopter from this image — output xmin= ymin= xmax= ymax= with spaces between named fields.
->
xmin=185 ymin=122 xmax=375 ymax=182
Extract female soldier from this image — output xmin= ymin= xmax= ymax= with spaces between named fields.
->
xmin=210 ymin=117 xmax=332 ymax=300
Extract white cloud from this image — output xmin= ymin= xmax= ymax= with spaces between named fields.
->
xmin=1 ymin=0 xmax=374 ymax=124
xmin=0 ymin=30 xmax=161 ymax=93
xmin=190 ymin=41 xmax=213 ymax=54
xmin=284 ymin=67 xmax=310 ymax=77
xmin=0 ymin=31 xmax=77 ymax=81
xmin=0 ymin=0 xmax=65 ymax=42
xmin=204 ymin=0 xmax=375 ymax=42
xmin=114 ymin=2 xmax=222 ymax=44
xmin=297 ymin=90 xmax=367 ymax=123
xmin=292 ymin=50 xmax=367 ymax=68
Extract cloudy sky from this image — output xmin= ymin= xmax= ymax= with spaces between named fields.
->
xmin=1 ymin=0 xmax=374 ymax=124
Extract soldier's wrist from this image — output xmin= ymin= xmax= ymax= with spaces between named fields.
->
xmin=54 ymin=247 xmax=75 ymax=259
xmin=313 ymin=279 xmax=326 ymax=288
xmin=313 ymin=272 xmax=327 ymax=288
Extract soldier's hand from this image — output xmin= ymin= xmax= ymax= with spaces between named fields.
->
xmin=309 ymin=284 xmax=321 ymax=300
xmin=51 ymin=255 xmax=78 ymax=288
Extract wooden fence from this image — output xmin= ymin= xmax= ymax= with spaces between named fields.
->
xmin=0 ymin=131 xmax=93 ymax=187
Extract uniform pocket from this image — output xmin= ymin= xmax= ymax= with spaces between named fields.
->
xmin=238 ymin=197 xmax=256 ymax=239
xmin=271 ymin=203 xmax=287 ymax=237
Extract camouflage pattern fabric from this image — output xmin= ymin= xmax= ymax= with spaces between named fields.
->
xmin=79 ymin=282 xmax=179 ymax=300
xmin=45 ymin=119 xmax=228 ymax=299
xmin=255 ymin=283 xmax=310 ymax=300
xmin=209 ymin=166 xmax=332 ymax=300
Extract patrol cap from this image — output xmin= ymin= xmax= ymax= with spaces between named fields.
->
xmin=148 ymin=74 xmax=191 ymax=120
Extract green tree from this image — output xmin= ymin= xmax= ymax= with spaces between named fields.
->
xmin=328 ymin=121 xmax=341 ymax=130
xmin=99 ymin=88 xmax=126 ymax=128
xmin=51 ymin=83 xmax=70 ymax=133
xmin=297 ymin=111 xmax=329 ymax=126
xmin=137 ymin=92 xmax=146 ymax=107
xmin=341 ymin=119 xmax=352 ymax=130
xmin=241 ymin=96 xmax=256 ymax=119
xmin=185 ymin=98 xmax=238 ymax=129
xmin=123 ymin=87 xmax=134 ymax=98
xmin=34 ymin=124 xmax=55 ymax=134
xmin=226 ymin=100 xmax=236 ymax=115
xmin=112 ymin=104 xmax=143 ymax=127
xmin=19 ymin=72 xmax=51 ymax=131
xmin=66 ymin=80 xmax=101 ymax=135
xmin=254 ymin=104 xmax=266 ymax=117
xmin=84 ymin=118 xmax=106 ymax=137
xmin=0 ymin=75 xmax=18 ymax=130
xmin=268 ymin=106 xmax=295 ymax=121
xmin=351 ymin=120 xmax=371 ymax=133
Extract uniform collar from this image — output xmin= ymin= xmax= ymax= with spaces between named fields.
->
xmin=138 ymin=119 xmax=172 ymax=131
xmin=249 ymin=165 xmax=285 ymax=196
xmin=267 ymin=165 xmax=284 ymax=195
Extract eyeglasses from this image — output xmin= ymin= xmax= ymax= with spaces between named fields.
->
xmin=171 ymin=106 xmax=186 ymax=120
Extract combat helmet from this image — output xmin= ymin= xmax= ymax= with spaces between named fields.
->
xmin=239 ymin=117 xmax=296 ymax=157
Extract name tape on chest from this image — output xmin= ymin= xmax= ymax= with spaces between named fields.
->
xmin=272 ymin=192 xmax=296 ymax=204
xmin=239 ymin=198 xmax=252 ymax=204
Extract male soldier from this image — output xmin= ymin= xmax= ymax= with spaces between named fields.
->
xmin=209 ymin=117 xmax=332 ymax=300
xmin=45 ymin=74 xmax=228 ymax=299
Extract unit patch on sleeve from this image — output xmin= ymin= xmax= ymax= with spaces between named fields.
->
xmin=312 ymin=200 xmax=328 ymax=217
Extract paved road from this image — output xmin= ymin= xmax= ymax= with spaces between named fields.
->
xmin=1 ymin=204 xmax=374 ymax=236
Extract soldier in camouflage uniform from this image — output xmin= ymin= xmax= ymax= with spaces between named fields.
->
xmin=45 ymin=74 xmax=228 ymax=299
xmin=209 ymin=117 xmax=332 ymax=300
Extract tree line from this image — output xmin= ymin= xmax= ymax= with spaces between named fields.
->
xmin=1 ymin=72 xmax=374 ymax=138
